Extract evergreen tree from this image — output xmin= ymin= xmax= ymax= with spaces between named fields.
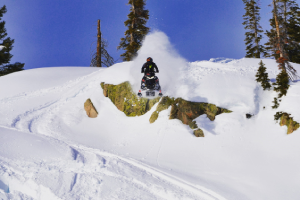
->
xmin=265 ymin=0 xmax=298 ymax=81
xmin=265 ymin=0 xmax=300 ymax=63
xmin=242 ymin=0 xmax=266 ymax=58
xmin=272 ymin=97 xmax=280 ymax=109
xmin=265 ymin=17 xmax=278 ymax=58
xmin=273 ymin=69 xmax=290 ymax=98
xmin=265 ymin=0 xmax=286 ymax=59
xmin=0 ymin=5 xmax=24 ymax=76
xmin=285 ymin=1 xmax=300 ymax=63
xmin=117 ymin=0 xmax=149 ymax=61
xmin=255 ymin=60 xmax=271 ymax=90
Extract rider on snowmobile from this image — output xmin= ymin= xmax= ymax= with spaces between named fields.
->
xmin=141 ymin=57 xmax=159 ymax=90
xmin=138 ymin=57 xmax=162 ymax=97
xmin=141 ymin=57 xmax=159 ymax=75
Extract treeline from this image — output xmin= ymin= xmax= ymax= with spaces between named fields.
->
xmin=2 ymin=0 xmax=300 ymax=79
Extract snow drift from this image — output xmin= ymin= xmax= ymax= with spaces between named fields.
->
xmin=0 ymin=31 xmax=300 ymax=200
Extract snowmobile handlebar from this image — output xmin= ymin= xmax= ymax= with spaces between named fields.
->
xmin=141 ymin=70 xmax=159 ymax=73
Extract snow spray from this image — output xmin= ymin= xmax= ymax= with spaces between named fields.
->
xmin=130 ymin=31 xmax=188 ymax=95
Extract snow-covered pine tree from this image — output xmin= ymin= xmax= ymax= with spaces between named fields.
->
xmin=117 ymin=0 xmax=149 ymax=61
xmin=242 ymin=0 xmax=266 ymax=58
xmin=0 ymin=5 xmax=24 ymax=76
xmin=256 ymin=60 xmax=271 ymax=90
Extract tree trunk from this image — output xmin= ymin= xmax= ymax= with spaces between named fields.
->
xmin=97 ymin=19 xmax=102 ymax=67
xmin=130 ymin=0 xmax=135 ymax=46
xmin=283 ymin=1 xmax=287 ymax=40
xmin=253 ymin=0 xmax=260 ymax=58
xmin=273 ymin=0 xmax=284 ymax=58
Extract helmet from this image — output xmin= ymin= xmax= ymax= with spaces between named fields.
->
xmin=147 ymin=57 xmax=153 ymax=62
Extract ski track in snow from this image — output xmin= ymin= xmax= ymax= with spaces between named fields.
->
xmin=0 ymin=70 xmax=101 ymax=136
xmin=0 ymin=128 xmax=224 ymax=200
xmin=1 ymin=58 xmax=299 ymax=199
xmin=0 ymin=68 xmax=227 ymax=200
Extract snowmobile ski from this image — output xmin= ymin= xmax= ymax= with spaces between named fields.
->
xmin=138 ymin=90 xmax=142 ymax=97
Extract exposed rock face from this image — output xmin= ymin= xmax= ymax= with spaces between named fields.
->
xmin=101 ymin=82 xmax=232 ymax=137
xmin=101 ymin=81 xmax=160 ymax=117
xmin=169 ymin=98 xmax=231 ymax=122
xmin=84 ymin=99 xmax=98 ymax=118
xmin=277 ymin=112 xmax=300 ymax=134
xmin=150 ymin=96 xmax=232 ymax=137
xmin=149 ymin=96 xmax=175 ymax=123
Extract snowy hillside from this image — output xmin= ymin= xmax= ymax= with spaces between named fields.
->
xmin=0 ymin=32 xmax=300 ymax=200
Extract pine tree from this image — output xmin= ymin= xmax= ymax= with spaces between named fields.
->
xmin=272 ymin=97 xmax=280 ymax=109
xmin=285 ymin=1 xmax=300 ymax=63
xmin=0 ymin=5 xmax=24 ymax=76
xmin=117 ymin=0 xmax=149 ymax=61
xmin=265 ymin=1 xmax=286 ymax=59
xmin=263 ymin=0 xmax=300 ymax=64
xmin=265 ymin=0 xmax=298 ymax=81
xmin=243 ymin=0 xmax=266 ymax=58
xmin=265 ymin=17 xmax=278 ymax=58
xmin=255 ymin=60 xmax=271 ymax=90
xmin=273 ymin=69 xmax=290 ymax=98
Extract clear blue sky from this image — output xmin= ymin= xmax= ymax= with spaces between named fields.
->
xmin=2 ymin=0 xmax=298 ymax=69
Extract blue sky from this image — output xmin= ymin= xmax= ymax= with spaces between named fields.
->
xmin=2 ymin=0 xmax=298 ymax=69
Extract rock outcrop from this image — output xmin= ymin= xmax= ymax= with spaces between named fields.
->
xmin=149 ymin=96 xmax=175 ymax=123
xmin=84 ymin=98 xmax=98 ymax=118
xmin=100 ymin=82 xmax=232 ymax=137
xmin=275 ymin=112 xmax=300 ymax=134
xmin=101 ymin=82 xmax=160 ymax=117
xmin=149 ymin=97 xmax=232 ymax=137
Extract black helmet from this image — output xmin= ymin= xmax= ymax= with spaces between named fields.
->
xmin=147 ymin=57 xmax=153 ymax=62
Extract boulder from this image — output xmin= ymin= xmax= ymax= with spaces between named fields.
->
xmin=278 ymin=113 xmax=300 ymax=134
xmin=246 ymin=113 xmax=253 ymax=119
xmin=84 ymin=99 xmax=98 ymax=118
xmin=194 ymin=129 xmax=204 ymax=137
xmin=101 ymin=81 xmax=160 ymax=117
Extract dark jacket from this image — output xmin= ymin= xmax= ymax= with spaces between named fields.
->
xmin=141 ymin=61 xmax=159 ymax=74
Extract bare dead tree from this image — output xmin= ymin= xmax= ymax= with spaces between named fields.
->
xmin=96 ymin=20 xmax=101 ymax=67
xmin=90 ymin=20 xmax=115 ymax=67
xmin=91 ymin=39 xmax=115 ymax=67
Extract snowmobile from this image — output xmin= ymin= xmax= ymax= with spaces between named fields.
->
xmin=138 ymin=72 xmax=163 ymax=97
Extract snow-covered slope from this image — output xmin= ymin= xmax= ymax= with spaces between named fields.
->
xmin=0 ymin=32 xmax=300 ymax=200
